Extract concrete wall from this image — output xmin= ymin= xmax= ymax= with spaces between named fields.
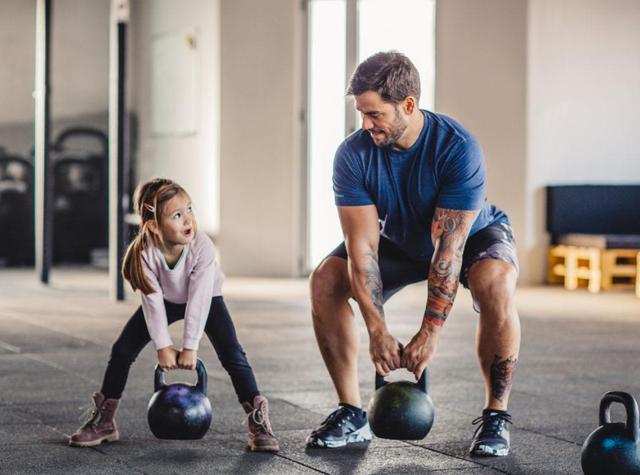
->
xmin=0 ymin=0 xmax=109 ymax=155
xmin=51 ymin=0 xmax=109 ymax=121
xmin=0 ymin=1 xmax=36 ymax=129
xmin=436 ymin=0 xmax=529 ymax=278
xmin=219 ymin=0 xmax=305 ymax=276
xmin=131 ymin=0 xmax=221 ymax=235
xmin=526 ymin=0 xmax=640 ymax=281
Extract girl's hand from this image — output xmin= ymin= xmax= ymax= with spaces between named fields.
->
xmin=157 ymin=347 xmax=179 ymax=370
xmin=178 ymin=349 xmax=197 ymax=370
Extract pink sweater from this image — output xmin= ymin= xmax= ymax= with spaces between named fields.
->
xmin=140 ymin=231 xmax=224 ymax=350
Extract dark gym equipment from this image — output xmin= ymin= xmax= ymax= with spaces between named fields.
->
xmin=51 ymin=127 xmax=108 ymax=263
xmin=368 ymin=369 xmax=435 ymax=440
xmin=0 ymin=149 xmax=34 ymax=266
xmin=147 ymin=358 xmax=213 ymax=440
xmin=581 ymin=391 xmax=640 ymax=475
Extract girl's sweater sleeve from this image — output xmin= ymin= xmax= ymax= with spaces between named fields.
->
xmin=140 ymin=257 xmax=174 ymax=350
xmin=182 ymin=237 xmax=216 ymax=350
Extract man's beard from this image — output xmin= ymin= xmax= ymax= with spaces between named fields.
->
xmin=369 ymin=108 xmax=408 ymax=147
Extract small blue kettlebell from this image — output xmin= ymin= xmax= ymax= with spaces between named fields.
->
xmin=147 ymin=358 xmax=212 ymax=440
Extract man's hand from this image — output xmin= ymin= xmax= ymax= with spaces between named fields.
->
xmin=401 ymin=325 xmax=440 ymax=380
xmin=157 ymin=347 xmax=179 ymax=370
xmin=178 ymin=349 xmax=197 ymax=370
xmin=369 ymin=328 xmax=403 ymax=376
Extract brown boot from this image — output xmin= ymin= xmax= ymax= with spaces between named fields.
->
xmin=242 ymin=395 xmax=280 ymax=452
xmin=69 ymin=392 xmax=120 ymax=447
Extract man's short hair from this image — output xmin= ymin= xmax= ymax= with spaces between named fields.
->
xmin=347 ymin=51 xmax=421 ymax=104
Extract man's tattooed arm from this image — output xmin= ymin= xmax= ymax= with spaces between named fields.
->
xmin=338 ymin=205 xmax=402 ymax=375
xmin=337 ymin=204 xmax=386 ymax=327
xmin=424 ymin=208 xmax=477 ymax=327
xmin=363 ymin=251 xmax=385 ymax=318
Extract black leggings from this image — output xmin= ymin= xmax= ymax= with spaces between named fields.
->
xmin=100 ymin=296 xmax=259 ymax=403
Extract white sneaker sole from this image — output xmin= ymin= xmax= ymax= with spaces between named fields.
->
xmin=470 ymin=443 xmax=509 ymax=457
xmin=306 ymin=423 xmax=372 ymax=448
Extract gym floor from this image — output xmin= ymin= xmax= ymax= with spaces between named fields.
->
xmin=1 ymin=268 xmax=639 ymax=474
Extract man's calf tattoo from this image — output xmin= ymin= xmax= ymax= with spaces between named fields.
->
xmin=490 ymin=354 xmax=518 ymax=402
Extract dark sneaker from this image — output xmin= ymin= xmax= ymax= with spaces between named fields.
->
xmin=469 ymin=409 xmax=512 ymax=457
xmin=242 ymin=395 xmax=280 ymax=452
xmin=306 ymin=404 xmax=372 ymax=448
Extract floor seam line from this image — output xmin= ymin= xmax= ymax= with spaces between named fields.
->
xmin=272 ymin=453 xmax=330 ymax=474
xmin=405 ymin=441 xmax=511 ymax=474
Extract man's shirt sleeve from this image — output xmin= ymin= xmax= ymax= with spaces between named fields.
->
xmin=333 ymin=142 xmax=374 ymax=206
xmin=436 ymin=137 xmax=487 ymax=211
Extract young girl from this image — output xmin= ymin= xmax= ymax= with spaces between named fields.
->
xmin=69 ymin=178 xmax=279 ymax=452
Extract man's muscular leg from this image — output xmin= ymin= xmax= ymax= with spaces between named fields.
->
xmin=466 ymin=258 xmax=519 ymax=457
xmin=310 ymin=257 xmax=361 ymax=407
xmin=307 ymin=257 xmax=371 ymax=448
xmin=468 ymin=259 xmax=520 ymax=410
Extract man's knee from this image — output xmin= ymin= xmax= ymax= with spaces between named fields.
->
xmin=469 ymin=260 xmax=517 ymax=318
xmin=310 ymin=257 xmax=351 ymax=315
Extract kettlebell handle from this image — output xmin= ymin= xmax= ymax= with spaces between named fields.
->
xmin=154 ymin=358 xmax=208 ymax=394
xmin=599 ymin=391 xmax=640 ymax=442
xmin=375 ymin=368 xmax=429 ymax=394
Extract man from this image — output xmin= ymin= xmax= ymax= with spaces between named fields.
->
xmin=306 ymin=51 xmax=520 ymax=457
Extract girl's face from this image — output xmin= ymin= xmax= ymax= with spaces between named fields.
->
xmin=155 ymin=192 xmax=196 ymax=247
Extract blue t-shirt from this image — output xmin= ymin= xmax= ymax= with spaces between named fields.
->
xmin=333 ymin=110 xmax=508 ymax=259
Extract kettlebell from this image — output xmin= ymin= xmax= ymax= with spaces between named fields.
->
xmin=581 ymin=391 xmax=640 ymax=475
xmin=367 ymin=369 xmax=435 ymax=440
xmin=147 ymin=358 xmax=213 ymax=440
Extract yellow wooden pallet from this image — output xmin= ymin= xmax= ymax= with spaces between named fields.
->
xmin=547 ymin=245 xmax=601 ymax=293
xmin=548 ymin=245 xmax=640 ymax=294
xmin=601 ymin=249 xmax=638 ymax=290
xmin=637 ymin=252 xmax=640 ymax=298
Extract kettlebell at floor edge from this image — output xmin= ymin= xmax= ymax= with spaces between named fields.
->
xmin=581 ymin=391 xmax=640 ymax=475
xmin=368 ymin=368 xmax=435 ymax=440
xmin=147 ymin=358 xmax=213 ymax=440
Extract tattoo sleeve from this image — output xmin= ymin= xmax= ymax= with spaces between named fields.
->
xmin=363 ymin=251 xmax=385 ymax=318
xmin=424 ymin=208 xmax=476 ymax=326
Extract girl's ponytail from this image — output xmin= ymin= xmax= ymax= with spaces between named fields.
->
xmin=122 ymin=228 xmax=155 ymax=295
xmin=121 ymin=178 xmax=187 ymax=295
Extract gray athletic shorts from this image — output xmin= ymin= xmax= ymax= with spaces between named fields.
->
xmin=327 ymin=221 xmax=519 ymax=311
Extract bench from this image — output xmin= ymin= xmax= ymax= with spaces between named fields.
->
xmin=546 ymin=185 xmax=640 ymax=294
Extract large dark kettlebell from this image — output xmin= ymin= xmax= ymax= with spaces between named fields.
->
xmin=581 ymin=391 xmax=640 ymax=475
xmin=368 ymin=369 xmax=435 ymax=440
xmin=147 ymin=358 xmax=212 ymax=440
